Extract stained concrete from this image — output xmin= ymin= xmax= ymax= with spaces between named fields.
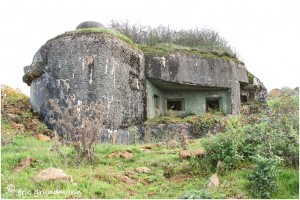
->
xmin=24 ymin=32 xmax=145 ymax=130
xmin=23 ymin=25 xmax=266 ymax=139
xmin=145 ymin=53 xmax=248 ymax=115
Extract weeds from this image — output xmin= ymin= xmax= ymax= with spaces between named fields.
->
xmin=109 ymin=21 xmax=238 ymax=56
xmin=47 ymin=98 xmax=106 ymax=162
xmin=248 ymin=155 xmax=281 ymax=198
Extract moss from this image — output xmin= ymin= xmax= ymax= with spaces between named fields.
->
xmin=139 ymin=44 xmax=243 ymax=65
xmin=46 ymin=29 xmax=243 ymax=65
xmin=247 ymin=71 xmax=255 ymax=84
xmin=46 ymin=28 xmax=140 ymax=51
xmin=75 ymin=28 xmax=134 ymax=45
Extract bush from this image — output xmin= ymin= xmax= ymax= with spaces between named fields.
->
xmin=109 ymin=21 xmax=237 ymax=55
xmin=199 ymin=116 xmax=245 ymax=170
xmin=248 ymin=155 xmax=281 ymax=198
xmin=194 ymin=116 xmax=298 ymax=173
xmin=178 ymin=189 xmax=214 ymax=199
xmin=47 ymin=98 xmax=106 ymax=162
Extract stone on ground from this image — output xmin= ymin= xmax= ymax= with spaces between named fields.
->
xmin=117 ymin=175 xmax=135 ymax=184
xmin=37 ymin=134 xmax=51 ymax=141
xmin=135 ymin=167 xmax=151 ymax=174
xmin=35 ymin=168 xmax=73 ymax=182
xmin=179 ymin=150 xmax=191 ymax=159
xmin=191 ymin=149 xmax=206 ymax=157
xmin=14 ymin=156 xmax=36 ymax=172
xmin=217 ymin=160 xmax=224 ymax=169
xmin=120 ymin=151 xmax=133 ymax=159
xmin=207 ymin=173 xmax=220 ymax=188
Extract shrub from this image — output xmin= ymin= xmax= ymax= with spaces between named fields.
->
xmin=199 ymin=116 xmax=245 ymax=170
xmin=178 ymin=189 xmax=213 ymax=199
xmin=47 ymin=98 xmax=106 ymax=162
xmin=248 ymin=155 xmax=281 ymax=198
xmin=109 ymin=21 xmax=238 ymax=56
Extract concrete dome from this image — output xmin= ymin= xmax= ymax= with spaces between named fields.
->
xmin=76 ymin=21 xmax=105 ymax=29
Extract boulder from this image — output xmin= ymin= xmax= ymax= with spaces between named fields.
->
xmin=179 ymin=150 xmax=191 ymax=159
xmin=14 ymin=156 xmax=36 ymax=172
xmin=117 ymin=175 xmax=135 ymax=184
xmin=120 ymin=151 xmax=133 ymax=159
xmin=107 ymin=151 xmax=133 ymax=159
xmin=217 ymin=160 xmax=224 ymax=169
xmin=126 ymin=148 xmax=133 ymax=153
xmin=12 ymin=123 xmax=25 ymax=132
xmin=107 ymin=152 xmax=119 ymax=158
xmin=207 ymin=173 xmax=220 ymax=188
xmin=135 ymin=167 xmax=151 ymax=174
xmin=35 ymin=168 xmax=73 ymax=182
xmin=6 ymin=114 xmax=20 ymax=123
xmin=191 ymin=149 xmax=206 ymax=157
xmin=37 ymin=134 xmax=51 ymax=141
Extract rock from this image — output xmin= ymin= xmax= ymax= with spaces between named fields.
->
xmin=6 ymin=114 xmax=20 ymax=123
xmin=144 ymin=149 xmax=151 ymax=153
xmin=217 ymin=160 xmax=223 ymax=169
xmin=37 ymin=134 xmax=51 ymax=141
xmin=107 ymin=152 xmax=120 ymax=158
xmin=14 ymin=156 xmax=36 ymax=172
xmin=108 ymin=151 xmax=133 ymax=159
xmin=52 ymin=133 xmax=59 ymax=142
xmin=35 ymin=168 xmax=73 ymax=182
xmin=126 ymin=148 xmax=133 ymax=153
xmin=12 ymin=123 xmax=25 ymax=132
xmin=120 ymin=151 xmax=133 ymax=159
xmin=23 ymin=62 xmax=44 ymax=86
xmin=179 ymin=150 xmax=191 ymax=159
xmin=191 ymin=149 xmax=206 ymax=157
xmin=207 ymin=173 xmax=220 ymax=188
xmin=135 ymin=167 xmax=151 ymax=174
xmin=117 ymin=175 xmax=135 ymax=184
xmin=124 ymin=170 xmax=135 ymax=178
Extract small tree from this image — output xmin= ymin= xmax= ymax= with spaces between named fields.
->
xmin=47 ymin=98 xmax=106 ymax=162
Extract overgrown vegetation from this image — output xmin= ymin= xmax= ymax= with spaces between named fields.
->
xmin=75 ymin=27 xmax=135 ymax=45
xmin=247 ymin=155 xmax=281 ymax=198
xmin=109 ymin=21 xmax=238 ymax=56
xmin=189 ymin=87 xmax=299 ymax=197
xmin=47 ymin=98 xmax=106 ymax=162
xmin=1 ymin=86 xmax=299 ymax=199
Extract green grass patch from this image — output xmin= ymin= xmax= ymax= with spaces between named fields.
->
xmin=272 ymin=168 xmax=299 ymax=199
xmin=139 ymin=43 xmax=243 ymax=64
xmin=46 ymin=28 xmax=140 ymax=51
xmin=1 ymin=134 xmax=298 ymax=199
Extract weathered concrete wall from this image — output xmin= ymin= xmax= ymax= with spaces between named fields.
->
xmin=24 ymin=32 xmax=145 ymax=130
xmin=144 ymin=53 xmax=248 ymax=114
xmin=146 ymin=79 xmax=231 ymax=118
xmin=146 ymin=79 xmax=165 ymax=118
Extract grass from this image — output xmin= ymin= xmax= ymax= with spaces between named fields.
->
xmin=1 ymin=133 xmax=298 ymax=199
xmin=139 ymin=43 xmax=243 ymax=65
xmin=271 ymin=168 xmax=299 ymax=199
xmin=46 ymin=28 xmax=140 ymax=52
xmin=46 ymin=28 xmax=243 ymax=64
xmin=1 ymin=86 xmax=298 ymax=199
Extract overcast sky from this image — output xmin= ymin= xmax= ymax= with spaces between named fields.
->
xmin=0 ymin=0 xmax=299 ymax=96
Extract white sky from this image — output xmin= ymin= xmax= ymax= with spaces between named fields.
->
xmin=0 ymin=0 xmax=299 ymax=96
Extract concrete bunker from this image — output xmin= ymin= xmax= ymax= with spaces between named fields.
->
xmin=22 ymin=21 xmax=267 ymax=142
xmin=146 ymin=78 xmax=231 ymax=118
